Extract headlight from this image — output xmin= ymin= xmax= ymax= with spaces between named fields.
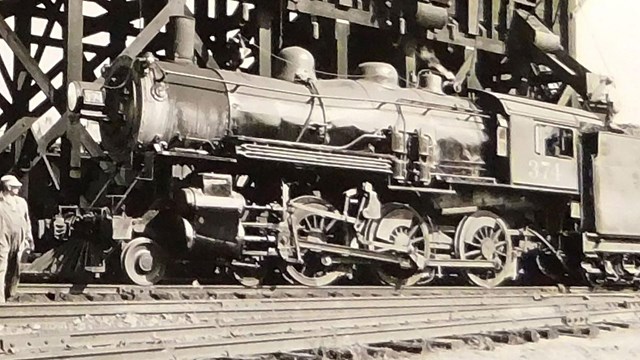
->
xmin=67 ymin=81 xmax=81 ymax=112
xmin=67 ymin=81 xmax=106 ymax=113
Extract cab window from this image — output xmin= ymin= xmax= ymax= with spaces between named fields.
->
xmin=535 ymin=124 xmax=574 ymax=158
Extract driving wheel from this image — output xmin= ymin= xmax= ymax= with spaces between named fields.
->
xmin=456 ymin=211 xmax=514 ymax=288
xmin=365 ymin=203 xmax=435 ymax=286
xmin=283 ymin=196 xmax=351 ymax=287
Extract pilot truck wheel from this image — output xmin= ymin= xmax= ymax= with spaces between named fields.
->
xmin=121 ymin=237 xmax=167 ymax=286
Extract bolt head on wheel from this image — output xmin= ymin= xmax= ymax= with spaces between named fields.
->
xmin=137 ymin=251 xmax=154 ymax=272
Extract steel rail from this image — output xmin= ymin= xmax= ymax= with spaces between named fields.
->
xmin=0 ymin=298 xmax=627 ymax=327
xmin=0 ymin=293 xmax=632 ymax=326
xmin=11 ymin=301 xmax=639 ymax=359
xmin=2 ymin=296 xmax=625 ymax=329
xmin=13 ymin=283 xmax=598 ymax=302
xmin=6 ymin=302 xmax=615 ymax=353
xmin=1 ymin=292 xmax=633 ymax=313
xmin=17 ymin=283 xmax=591 ymax=294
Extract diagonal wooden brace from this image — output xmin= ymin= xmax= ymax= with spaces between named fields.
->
xmin=0 ymin=13 xmax=59 ymax=109
xmin=120 ymin=0 xmax=186 ymax=58
xmin=0 ymin=116 xmax=38 ymax=154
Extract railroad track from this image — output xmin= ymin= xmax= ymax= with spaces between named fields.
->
xmin=15 ymin=283 xmax=595 ymax=302
xmin=1 ymin=289 xmax=639 ymax=359
xmin=1 ymin=292 xmax=630 ymax=325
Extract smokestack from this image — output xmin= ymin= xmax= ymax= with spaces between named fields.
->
xmin=169 ymin=16 xmax=195 ymax=64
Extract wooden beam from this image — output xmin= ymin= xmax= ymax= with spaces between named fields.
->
xmin=453 ymin=47 xmax=482 ymax=90
xmin=491 ymin=0 xmax=501 ymax=39
xmin=83 ymin=13 xmax=133 ymax=38
xmin=9 ymin=1 xmax=33 ymax=167
xmin=0 ymin=93 xmax=11 ymax=112
xmin=77 ymin=124 xmax=105 ymax=158
xmin=0 ymin=116 xmax=38 ymax=154
xmin=566 ymin=0 xmax=577 ymax=57
xmin=426 ymin=29 xmax=506 ymax=55
xmin=120 ymin=0 xmax=185 ymax=58
xmin=335 ymin=19 xmax=350 ymax=78
xmin=552 ymin=0 xmax=561 ymax=33
xmin=15 ymin=60 xmax=64 ymax=106
xmin=65 ymin=0 xmax=84 ymax=85
xmin=32 ymin=0 xmax=65 ymax=63
xmin=468 ymin=0 xmax=480 ymax=36
xmin=37 ymin=112 xmax=69 ymax=154
xmin=64 ymin=0 xmax=85 ymax=180
xmin=66 ymin=119 xmax=83 ymax=178
xmin=0 ymin=114 xmax=7 ymax=129
xmin=464 ymin=47 xmax=482 ymax=89
xmin=0 ymin=60 xmax=16 ymax=98
xmin=0 ymin=13 xmax=57 ymax=105
xmin=258 ymin=9 xmax=273 ymax=77
xmin=30 ymin=35 xmax=105 ymax=54
xmin=288 ymin=0 xmax=378 ymax=28
xmin=557 ymin=86 xmax=570 ymax=106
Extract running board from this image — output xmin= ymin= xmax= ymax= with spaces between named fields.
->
xmin=297 ymin=240 xmax=496 ymax=270
xmin=583 ymin=233 xmax=640 ymax=255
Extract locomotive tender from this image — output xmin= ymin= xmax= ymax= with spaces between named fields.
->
xmin=63 ymin=16 xmax=636 ymax=288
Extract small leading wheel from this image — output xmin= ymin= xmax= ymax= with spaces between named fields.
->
xmin=365 ymin=203 xmax=435 ymax=287
xmin=121 ymin=237 xmax=167 ymax=286
xmin=283 ymin=196 xmax=351 ymax=287
xmin=456 ymin=211 xmax=514 ymax=288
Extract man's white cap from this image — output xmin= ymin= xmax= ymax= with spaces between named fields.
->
xmin=1 ymin=175 xmax=22 ymax=187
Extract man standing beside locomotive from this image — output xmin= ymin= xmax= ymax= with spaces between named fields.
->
xmin=0 ymin=175 xmax=33 ymax=302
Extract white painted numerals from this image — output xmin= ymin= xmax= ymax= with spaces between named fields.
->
xmin=528 ymin=160 xmax=560 ymax=181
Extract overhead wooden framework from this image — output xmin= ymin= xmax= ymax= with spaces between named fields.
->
xmin=0 ymin=0 xmax=604 ymax=199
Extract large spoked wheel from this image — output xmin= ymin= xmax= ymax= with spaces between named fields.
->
xmin=283 ymin=196 xmax=351 ymax=287
xmin=121 ymin=237 xmax=167 ymax=286
xmin=456 ymin=211 xmax=514 ymax=288
xmin=366 ymin=203 xmax=435 ymax=287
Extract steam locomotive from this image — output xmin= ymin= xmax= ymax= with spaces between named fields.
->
xmin=57 ymin=17 xmax=637 ymax=288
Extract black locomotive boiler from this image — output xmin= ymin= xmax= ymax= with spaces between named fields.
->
xmin=60 ymin=16 xmax=637 ymax=288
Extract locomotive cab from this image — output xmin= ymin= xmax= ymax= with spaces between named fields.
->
xmin=474 ymin=91 xmax=602 ymax=193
